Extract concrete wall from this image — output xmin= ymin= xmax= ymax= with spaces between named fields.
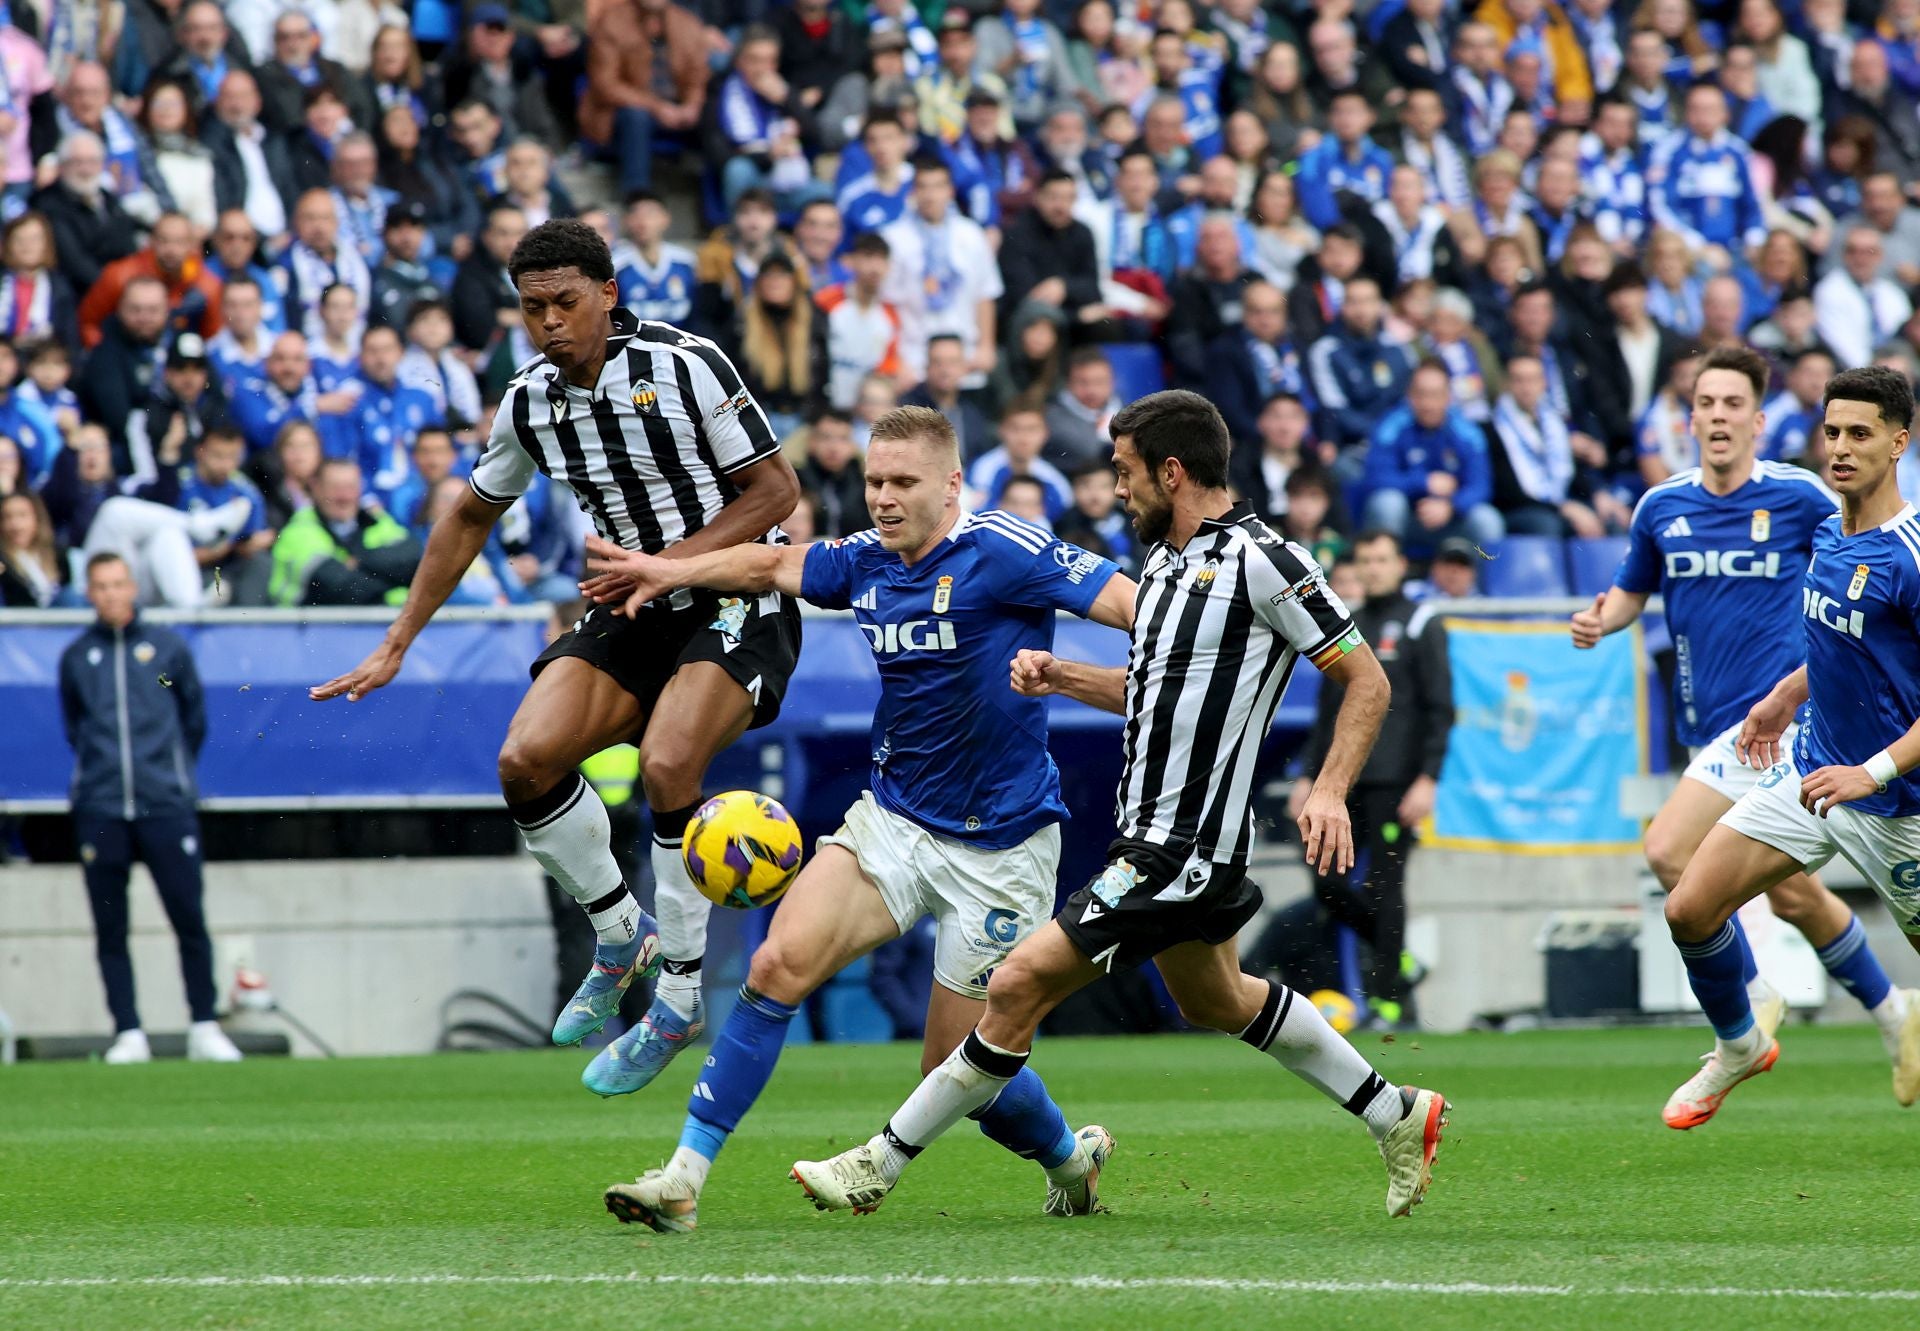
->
xmin=0 ymin=858 xmax=555 ymax=1055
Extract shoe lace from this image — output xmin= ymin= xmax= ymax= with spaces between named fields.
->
xmin=828 ymin=1153 xmax=878 ymax=1188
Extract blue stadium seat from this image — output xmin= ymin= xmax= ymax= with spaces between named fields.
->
xmin=1481 ymin=535 xmax=1571 ymax=597
xmin=1566 ymin=537 xmax=1630 ymax=597
xmin=1104 ymin=343 xmax=1166 ymax=404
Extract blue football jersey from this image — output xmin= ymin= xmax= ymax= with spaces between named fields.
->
xmin=615 ymin=243 xmax=697 ymax=326
xmin=801 ymin=509 xmax=1123 ymax=849
xmin=1795 ymin=506 xmax=1920 ymax=817
xmin=1615 ymin=461 xmax=1838 ymax=745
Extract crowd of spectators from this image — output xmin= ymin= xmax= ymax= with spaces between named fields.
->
xmin=4 ymin=0 xmax=1920 ymax=613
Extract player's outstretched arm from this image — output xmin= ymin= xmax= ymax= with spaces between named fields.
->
xmin=1298 ymin=643 xmax=1389 ymax=875
xmin=1084 ymin=572 xmax=1139 ymax=631
xmin=582 ymin=534 xmax=808 ymax=617
xmin=1569 ymin=587 xmax=1650 ymax=649
xmin=1009 ymin=648 xmax=1127 ymax=714
xmin=310 ymin=487 xmax=510 ymax=702
xmin=1735 ymin=665 xmax=1809 ymax=770
xmin=1801 ymin=712 xmax=1920 ymax=819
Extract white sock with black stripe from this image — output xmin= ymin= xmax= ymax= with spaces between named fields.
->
xmin=1239 ymin=979 xmax=1407 ymax=1140
xmin=650 ymin=802 xmax=709 ymax=1019
xmin=509 ymin=772 xmax=640 ymax=946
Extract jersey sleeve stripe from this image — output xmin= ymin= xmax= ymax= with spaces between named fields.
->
xmin=1628 ymin=467 xmax=1700 ymax=522
xmin=1892 ymin=518 xmax=1920 ymax=574
xmin=971 ymin=511 xmax=1050 ymax=551
xmin=716 ymin=439 xmax=784 ymax=475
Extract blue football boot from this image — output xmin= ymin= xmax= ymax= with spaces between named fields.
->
xmin=581 ymin=992 xmax=705 ymax=1097
xmin=551 ymin=921 xmax=662 ymax=1046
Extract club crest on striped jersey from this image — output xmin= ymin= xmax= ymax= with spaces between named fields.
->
xmin=932 ymin=575 xmax=953 ymax=613
xmin=1849 ymin=563 xmax=1870 ymax=600
xmin=630 ymin=379 xmax=659 ymax=413
xmin=1191 ymin=559 xmax=1220 ymax=594
xmin=1750 ymin=509 xmax=1770 ymax=543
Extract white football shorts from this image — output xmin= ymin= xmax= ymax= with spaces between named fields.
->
xmin=819 ymin=791 xmax=1059 ymax=997
xmin=1683 ymin=721 xmax=1802 ymax=804
xmin=1720 ymin=757 xmax=1920 ymax=933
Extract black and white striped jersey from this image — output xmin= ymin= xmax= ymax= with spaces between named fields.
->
xmin=468 ymin=307 xmax=781 ymax=553
xmin=1116 ymin=501 xmax=1364 ymax=865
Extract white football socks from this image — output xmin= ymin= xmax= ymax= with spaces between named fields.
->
xmin=1872 ymin=989 xmax=1909 ymax=1058
xmin=514 ymin=773 xmax=640 ymax=946
xmin=876 ymin=1031 xmax=1030 ymax=1182
xmin=1239 ymin=978 xmax=1407 ymax=1141
xmin=650 ymin=818 xmax=710 ymax=1019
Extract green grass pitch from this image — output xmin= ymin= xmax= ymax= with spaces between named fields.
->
xmin=5 ymin=1025 xmax=1919 ymax=1329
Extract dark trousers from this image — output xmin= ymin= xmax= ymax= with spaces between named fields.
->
xmin=74 ymin=813 xmax=218 ymax=1031
xmin=1310 ymin=784 xmax=1415 ymax=1006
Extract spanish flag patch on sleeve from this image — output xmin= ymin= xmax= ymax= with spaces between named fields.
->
xmin=1310 ymin=626 xmax=1364 ymax=668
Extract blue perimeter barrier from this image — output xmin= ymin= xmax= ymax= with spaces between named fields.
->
xmin=0 ymin=606 xmax=1321 ymax=816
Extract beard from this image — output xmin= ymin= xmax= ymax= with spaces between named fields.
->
xmin=1127 ymin=489 xmax=1172 ymax=544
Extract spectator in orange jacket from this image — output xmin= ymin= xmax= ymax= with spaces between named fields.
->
xmin=76 ymin=213 xmax=225 ymax=350
xmin=1473 ymin=0 xmax=1595 ymax=123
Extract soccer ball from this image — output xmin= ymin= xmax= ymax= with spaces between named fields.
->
xmin=682 ymin=791 xmax=804 ymax=910
xmin=1309 ymin=989 xmax=1358 ymax=1034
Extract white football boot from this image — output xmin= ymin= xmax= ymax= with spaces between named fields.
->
xmin=791 ymin=1142 xmax=894 ymax=1215
xmin=1043 ymin=1125 xmax=1116 ymax=1217
xmin=1380 ymin=1086 xmax=1449 ymax=1217
xmin=103 ymin=1029 xmax=151 ymax=1064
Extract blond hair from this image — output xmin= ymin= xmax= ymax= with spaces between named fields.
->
xmin=870 ymin=405 xmax=961 ymax=469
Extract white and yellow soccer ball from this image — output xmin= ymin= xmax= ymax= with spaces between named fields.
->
xmin=1310 ymin=989 xmax=1359 ymax=1034
xmin=682 ymin=791 xmax=804 ymax=910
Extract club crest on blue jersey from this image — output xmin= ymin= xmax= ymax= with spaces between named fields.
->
xmin=1850 ymin=563 xmax=1870 ymax=600
xmin=1750 ymin=509 xmax=1770 ymax=542
xmin=932 ymin=575 xmax=953 ymax=613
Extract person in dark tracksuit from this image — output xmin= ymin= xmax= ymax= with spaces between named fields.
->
xmin=1289 ymin=530 xmax=1453 ymax=1028
xmin=58 ymin=552 xmax=241 ymax=1064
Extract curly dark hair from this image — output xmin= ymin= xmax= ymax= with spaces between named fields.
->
xmin=507 ymin=218 xmax=615 ymax=285
xmin=1825 ymin=366 xmax=1915 ymax=431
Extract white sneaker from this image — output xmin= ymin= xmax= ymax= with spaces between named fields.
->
xmin=1380 ymin=1086 xmax=1449 ymax=1218
xmin=184 ymin=497 xmax=253 ymax=545
xmin=1662 ymin=1035 xmax=1777 ymax=1129
xmin=1891 ymin=990 xmax=1920 ymax=1108
xmin=605 ymin=1168 xmax=700 ymax=1234
xmin=1043 ymin=1125 xmax=1116 ymax=1217
xmin=103 ymin=1029 xmax=151 ymax=1064
xmin=187 ymin=1020 xmax=243 ymax=1062
xmin=790 ymin=1143 xmax=893 ymax=1215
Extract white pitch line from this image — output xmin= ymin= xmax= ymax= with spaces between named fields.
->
xmin=1 ymin=1274 xmax=1918 ymax=1301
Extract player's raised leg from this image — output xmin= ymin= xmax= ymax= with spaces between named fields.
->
xmin=497 ymin=658 xmax=661 ymax=1045
xmin=587 ymin=662 xmax=756 ymax=1092
xmin=1153 ymin=937 xmax=1447 ymax=1218
xmin=1662 ymin=822 xmax=1802 ymax=1128
xmin=604 ymin=843 xmax=900 ymax=1230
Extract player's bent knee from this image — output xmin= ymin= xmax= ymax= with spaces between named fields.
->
xmin=746 ymin=938 xmax=821 ymax=1007
xmin=1643 ymin=827 xmax=1689 ymax=892
xmin=1664 ymin=880 xmax=1726 ymax=943
xmin=496 ymin=739 xmax=565 ymax=801
xmin=984 ymin=955 xmax=1047 ymax=1022
xmin=639 ymin=747 xmax=705 ymax=810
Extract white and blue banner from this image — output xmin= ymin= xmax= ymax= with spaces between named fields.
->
xmin=1430 ymin=619 xmax=1646 ymax=852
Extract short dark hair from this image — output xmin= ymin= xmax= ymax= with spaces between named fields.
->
xmin=1603 ymin=260 xmax=1648 ymax=296
xmin=22 ymin=337 xmax=67 ymax=364
xmin=1825 ymin=366 xmax=1915 ymax=430
xmin=910 ymin=152 xmax=951 ymax=179
xmin=1070 ymin=459 xmax=1114 ymax=482
xmin=1037 ymin=168 xmax=1076 ymax=191
xmin=1513 ymin=279 xmax=1554 ymax=304
xmin=507 ymin=218 xmax=614 ymax=285
xmin=1110 ymin=389 xmax=1231 ymax=489
xmin=1284 ymin=466 xmax=1333 ymax=498
xmin=862 ymin=108 xmax=905 ymax=136
xmin=1066 ymin=346 xmax=1111 ymax=375
xmin=1001 ymin=474 xmax=1046 ymax=497
xmin=1116 ymin=146 xmax=1156 ymax=172
xmin=623 ymin=189 xmax=664 ymax=210
xmin=809 ymin=406 xmax=853 ymax=429
xmin=734 ymin=187 xmax=777 ymax=214
xmin=85 ymin=550 xmax=128 ymax=577
xmin=222 ymin=273 xmax=261 ymax=297
xmin=413 ymin=426 xmax=453 ymax=450
xmin=199 ymin=426 xmax=244 ymax=450
xmin=848 ymin=231 xmax=891 ymax=258
xmin=362 ymin=323 xmax=403 ymax=348
xmin=1353 ymin=528 xmax=1403 ymax=555
xmin=405 ymin=298 xmax=452 ymax=326
xmin=1323 ymin=222 xmax=1365 ymax=247
xmin=1697 ymin=344 xmax=1771 ymax=401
